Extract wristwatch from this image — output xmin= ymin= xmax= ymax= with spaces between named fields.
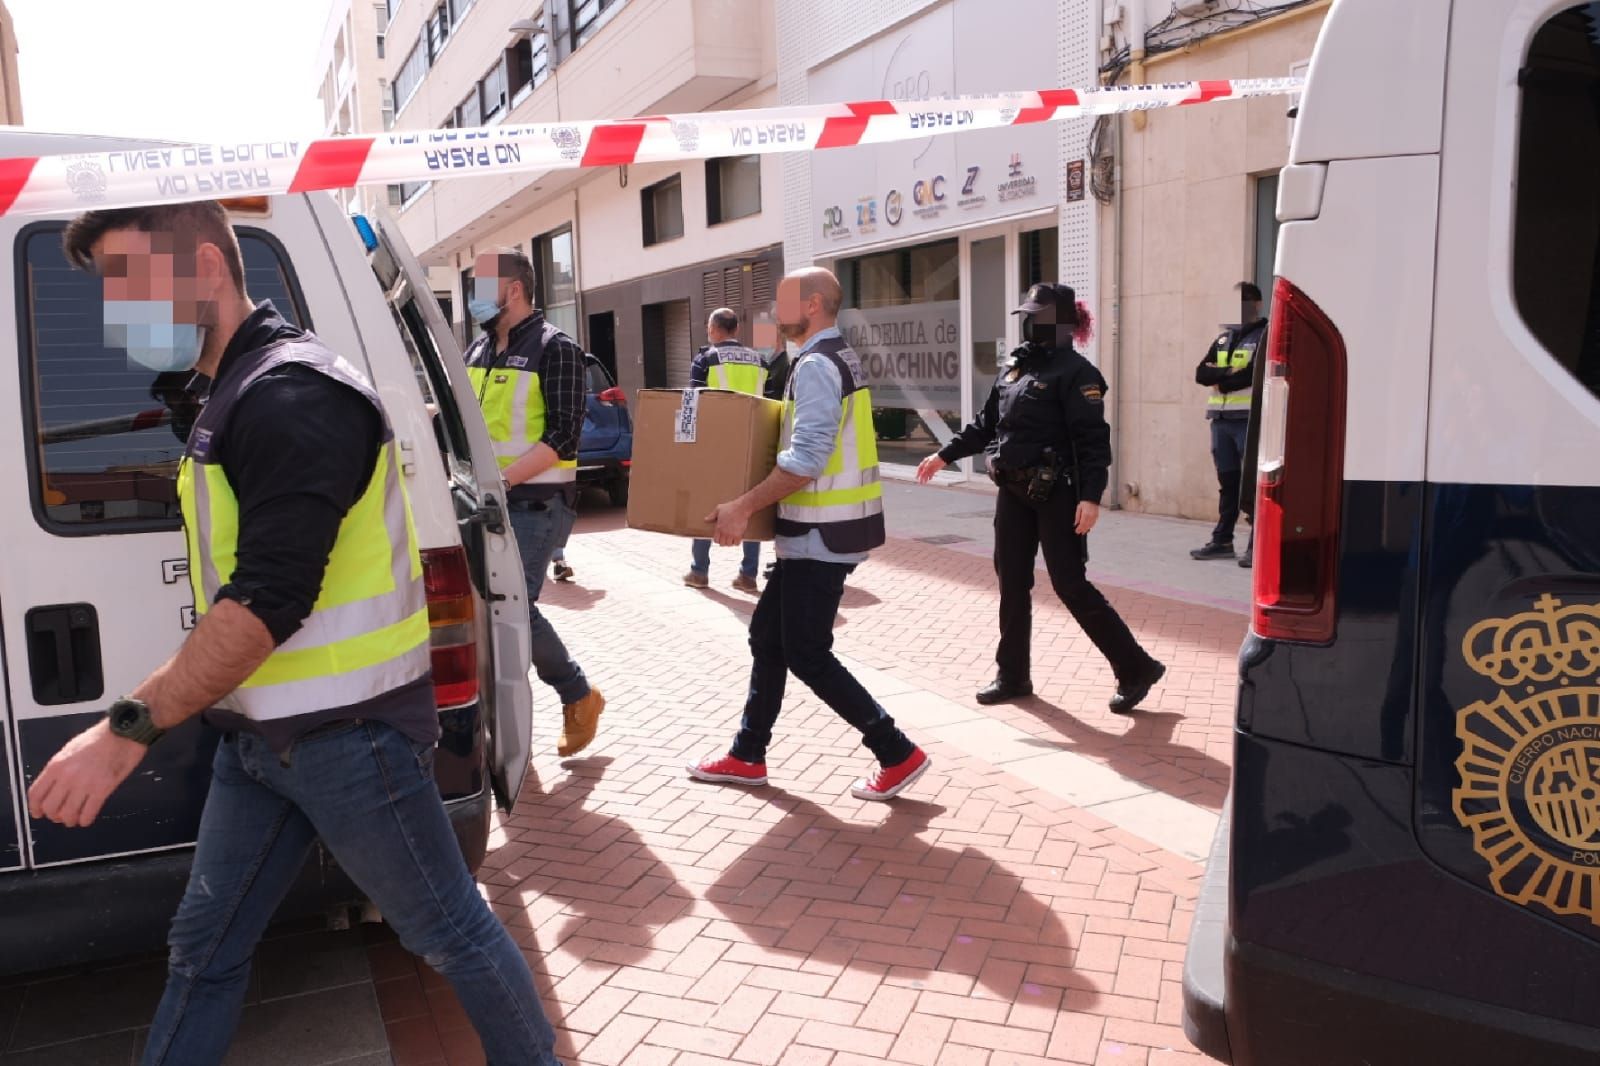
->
xmin=107 ymin=696 xmax=165 ymax=746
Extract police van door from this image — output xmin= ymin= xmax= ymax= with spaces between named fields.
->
xmin=1416 ymin=0 xmax=1600 ymax=965
xmin=1 ymin=215 xmax=312 ymax=870
xmin=358 ymin=212 xmax=535 ymax=810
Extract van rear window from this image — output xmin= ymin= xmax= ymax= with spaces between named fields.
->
xmin=18 ymin=225 xmax=307 ymax=534
xmin=1515 ymin=4 xmax=1600 ymax=400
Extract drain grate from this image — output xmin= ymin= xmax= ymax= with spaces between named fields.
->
xmin=915 ymin=533 xmax=975 ymax=545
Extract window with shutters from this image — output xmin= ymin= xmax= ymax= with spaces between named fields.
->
xmin=751 ymin=260 xmax=772 ymax=304
xmin=425 ymin=3 xmax=451 ymax=62
xmin=641 ymin=175 xmax=684 ymax=246
xmin=480 ymin=58 xmax=508 ymax=122
xmin=393 ymin=39 xmax=427 ymax=114
xmin=705 ymin=155 xmax=762 ymax=225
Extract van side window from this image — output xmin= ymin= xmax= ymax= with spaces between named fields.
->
xmin=1515 ymin=5 xmax=1600 ymax=398
xmin=20 ymin=225 xmax=307 ymax=534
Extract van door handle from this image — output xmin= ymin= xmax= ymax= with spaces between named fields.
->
xmin=25 ymin=604 xmax=104 ymax=706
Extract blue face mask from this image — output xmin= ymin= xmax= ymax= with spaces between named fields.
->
xmin=103 ymin=299 xmax=206 ymax=373
xmin=469 ymin=278 xmax=505 ymax=327
xmin=467 ymin=297 xmax=504 ymax=327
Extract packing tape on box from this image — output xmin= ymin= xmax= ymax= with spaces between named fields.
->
xmin=0 ymin=79 xmax=1304 ymax=217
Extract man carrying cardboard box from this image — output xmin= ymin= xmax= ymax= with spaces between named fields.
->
xmin=689 ymin=268 xmax=930 ymax=802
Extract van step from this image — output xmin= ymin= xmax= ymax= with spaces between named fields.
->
xmin=1182 ymin=793 xmax=1234 ymax=1063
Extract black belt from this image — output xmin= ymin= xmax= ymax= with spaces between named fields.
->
xmin=990 ymin=467 xmax=1031 ymax=484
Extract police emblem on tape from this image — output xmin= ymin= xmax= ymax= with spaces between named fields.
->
xmin=1453 ymin=595 xmax=1600 ymax=924
xmin=549 ymin=126 xmax=583 ymax=161
xmin=65 ymin=157 xmax=108 ymax=204
xmin=671 ymin=121 xmax=700 ymax=153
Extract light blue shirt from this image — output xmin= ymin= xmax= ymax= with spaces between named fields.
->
xmin=774 ymin=327 xmax=869 ymax=564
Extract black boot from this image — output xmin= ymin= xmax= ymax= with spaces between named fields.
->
xmin=1190 ymin=541 xmax=1235 ymax=561
xmin=977 ymin=678 xmax=1033 ymax=705
xmin=1110 ymin=660 xmax=1166 ymax=715
xmin=1237 ymin=548 xmax=1253 ymax=568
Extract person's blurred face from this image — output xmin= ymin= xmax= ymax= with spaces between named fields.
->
xmin=93 ymin=227 xmax=226 ymax=372
xmin=470 ymin=253 xmax=512 ymax=327
xmin=774 ymin=279 xmax=818 ymax=342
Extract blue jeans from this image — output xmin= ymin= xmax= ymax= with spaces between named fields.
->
xmin=143 ymin=722 xmax=560 ymax=1066
xmin=509 ymin=497 xmax=590 ymax=705
xmin=690 ymin=538 xmax=761 ymax=578
xmin=730 ymin=558 xmax=915 ymax=768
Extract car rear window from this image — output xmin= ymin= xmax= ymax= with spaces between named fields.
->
xmin=18 ymin=224 xmax=307 ymax=535
xmin=1514 ymin=3 xmax=1600 ymax=401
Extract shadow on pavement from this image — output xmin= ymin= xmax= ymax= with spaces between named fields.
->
xmin=704 ymin=790 xmax=1100 ymax=1007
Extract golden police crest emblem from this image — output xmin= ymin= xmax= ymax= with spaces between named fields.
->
xmin=1453 ymin=594 xmax=1600 ymax=924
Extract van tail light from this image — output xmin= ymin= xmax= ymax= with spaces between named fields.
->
xmin=598 ymin=386 xmax=627 ymax=406
xmin=1253 ymin=277 xmax=1346 ymax=644
xmin=422 ymin=546 xmax=479 ymax=708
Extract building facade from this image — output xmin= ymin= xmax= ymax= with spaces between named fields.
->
xmin=314 ymin=0 xmax=389 ymax=216
xmin=373 ymin=0 xmax=783 ymax=394
xmin=776 ymin=0 xmax=1101 ymax=477
xmin=1097 ymin=0 xmax=1327 ymax=519
xmin=0 ymin=2 xmax=21 ymax=125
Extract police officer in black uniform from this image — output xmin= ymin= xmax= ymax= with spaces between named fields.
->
xmin=917 ymin=283 xmax=1166 ymax=711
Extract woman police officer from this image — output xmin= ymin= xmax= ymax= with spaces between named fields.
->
xmin=917 ymin=282 xmax=1166 ymax=712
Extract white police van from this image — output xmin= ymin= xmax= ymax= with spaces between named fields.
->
xmin=1182 ymin=1 xmax=1600 ymax=1062
xmin=0 ymin=131 xmax=535 ymax=974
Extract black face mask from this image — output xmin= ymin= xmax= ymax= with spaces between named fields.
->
xmin=1021 ymin=312 xmax=1072 ymax=349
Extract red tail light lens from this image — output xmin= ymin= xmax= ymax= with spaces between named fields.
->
xmin=1253 ymin=278 xmax=1346 ymax=644
xmin=421 ymin=546 xmax=479 ymax=708
xmin=598 ymin=386 xmax=627 ymax=405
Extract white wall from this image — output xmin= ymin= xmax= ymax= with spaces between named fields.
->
xmin=1102 ymin=8 xmax=1324 ymax=520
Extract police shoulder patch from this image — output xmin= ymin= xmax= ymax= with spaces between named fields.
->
xmin=1080 ymin=383 xmax=1104 ymax=404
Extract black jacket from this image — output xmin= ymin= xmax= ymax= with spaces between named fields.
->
xmin=937 ymin=343 xmax=1113 ymax=504
xmin=1195 ymin=317 xmax=1268 ymax=421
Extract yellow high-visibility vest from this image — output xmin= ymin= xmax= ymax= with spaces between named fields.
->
xmin=467 ymin=320 xmax=578 ymax=481
xmin=704 ymin=344 xmax=770 ymax=396
xmin=178 ymin=338 xmax=430 ymax=722
xmin=775 ymin=336 xmax=886 ymax=553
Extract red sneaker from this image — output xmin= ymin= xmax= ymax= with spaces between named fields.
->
xmin=851 ymin=748 xmax=931 ymax=801
xmin=688 ymin=754 xmax=768 ymax=786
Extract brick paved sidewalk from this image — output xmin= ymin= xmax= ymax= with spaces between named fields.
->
xmin=374 ymin=495 xmax=1246 ymax=1066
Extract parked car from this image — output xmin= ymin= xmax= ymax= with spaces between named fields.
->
xmin=578 ymin=354 xmax=632 ymax=507
xmin=0 ymin=130 xmax=535 ymax=976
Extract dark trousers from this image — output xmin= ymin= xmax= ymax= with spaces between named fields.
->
xmin=731 ymin=558 xmax=916 ymax=768
xmin=1209 ymin=417 xmax=1249 ymax=544
xmin=994 ymin=484 xmax=1154 ymax=685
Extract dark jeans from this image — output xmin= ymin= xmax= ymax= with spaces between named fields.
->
xmin=509 ymin=497 xmax=590 ymax=705
xmin=994 ymin=484 xmax=1155 ymax=686
xmin=730 ymin=558 xmax=916 ymax=768
xmin=1209 ymin=417 xmax=1249 ymax=544
xmin=143 ymin=722 xmax=560 ymax=1066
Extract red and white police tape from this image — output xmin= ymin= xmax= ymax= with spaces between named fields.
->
xmin=0 ymin=79 xmax=1303 ymax=218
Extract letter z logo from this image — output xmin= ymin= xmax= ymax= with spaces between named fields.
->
xmin=962 ymin=167 xmax=980 ymax=196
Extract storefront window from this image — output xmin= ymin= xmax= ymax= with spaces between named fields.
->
xmin=837 ymin=238 xmax=961 ymax=468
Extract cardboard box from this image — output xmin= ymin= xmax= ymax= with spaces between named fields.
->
xmin=626 ymin=388 xmax=784 ymax=540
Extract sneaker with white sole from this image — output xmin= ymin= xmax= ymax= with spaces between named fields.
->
xmin=850 ymin=748 xmax=930 ymax=801
xmin=687 ymin=754 xmax=768 ymax=786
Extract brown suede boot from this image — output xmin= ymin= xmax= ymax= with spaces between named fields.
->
xmin=558 ymin=687 xmax=605 ymax=757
